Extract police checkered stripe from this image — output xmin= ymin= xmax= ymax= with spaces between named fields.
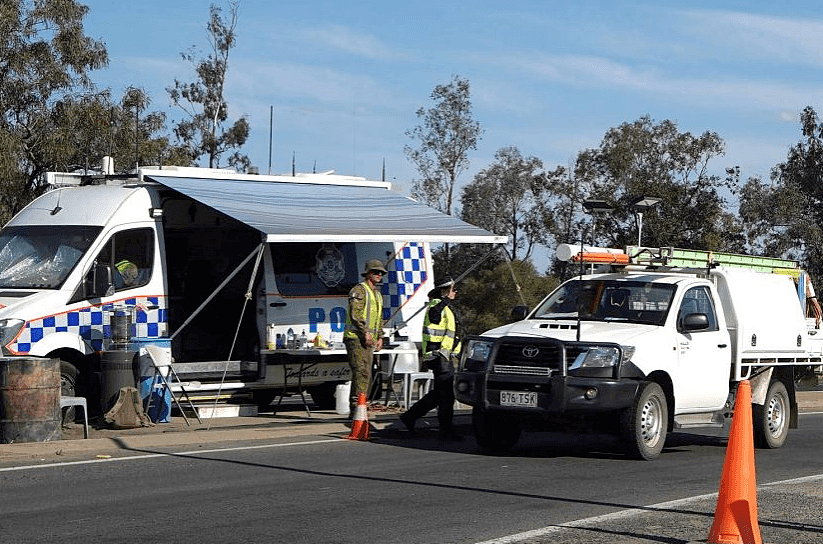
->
xmin=10 ymin=296 xmax=168 ymax=354
xmin=381 ymin=242 xmax=427 ymax=319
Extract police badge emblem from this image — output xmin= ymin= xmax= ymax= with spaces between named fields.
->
xmin=316 ymin=244 xmax=345 ymax=287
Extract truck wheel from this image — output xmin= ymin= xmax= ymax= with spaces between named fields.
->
xmin=473 ymin=407 xmax=521 ymax=453
xmin=753 ymin=380 xmax=789 ymax=449
xmin=60 ymin=361 xmax=79 ymax=424
xmin=621 ymin=381 xmax=668 ymax=460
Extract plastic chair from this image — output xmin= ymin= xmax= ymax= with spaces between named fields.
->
xmin=60 ymin=396 xmax=89 ymax=439
xmin=404 ymin=371 xmax=434 ymax=409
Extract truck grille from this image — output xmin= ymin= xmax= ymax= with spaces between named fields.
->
xmin=490 ymin=339 xmax=589 ymax=375
xmin=493 ymin=365 xmax=552 ymax=376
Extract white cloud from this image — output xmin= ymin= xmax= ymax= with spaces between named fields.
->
xmin=484 ymin=50 xmax=823 ymax=113
xmin=290 ymin=23 xmax=412 ymax=60
xmin=676 ymin=9 xmax=823 ymax=67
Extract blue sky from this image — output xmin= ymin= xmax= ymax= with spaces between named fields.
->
xmin=83 ymin=1 xmax=823 ymax=216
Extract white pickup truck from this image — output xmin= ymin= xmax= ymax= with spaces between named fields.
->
xmin=454 ymin=245 xmax=823 ymax=459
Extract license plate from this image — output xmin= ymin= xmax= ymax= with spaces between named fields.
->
xmin=500 ymin=390 xmax=537 ymax=407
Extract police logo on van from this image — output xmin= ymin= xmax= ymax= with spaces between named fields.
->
xmin=316 ymin=244 xmax=345 ymax=287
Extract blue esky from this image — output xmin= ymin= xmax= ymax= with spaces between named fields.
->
xmin=83 ymin=1 xmax=823 ymax=217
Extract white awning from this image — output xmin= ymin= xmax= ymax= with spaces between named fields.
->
xmin=144 ymin=174 xmax=507 ymax=244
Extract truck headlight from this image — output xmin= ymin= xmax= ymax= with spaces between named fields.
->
xmin=570 ymin=345 xmax=634 ymax=370
xmin=0 ymin=318 xmax=25 ymax=346
xmin=461 ymin=339 xmax=494 ymax=371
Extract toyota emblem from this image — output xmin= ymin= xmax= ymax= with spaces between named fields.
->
xmin=522 ymin=345 xmax=540 ymax=358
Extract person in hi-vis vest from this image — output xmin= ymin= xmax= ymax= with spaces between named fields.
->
xmin=399 ymin=278 xmax=462 ymax=440
xmin=344 ymin=258 xmax=386 ymax=413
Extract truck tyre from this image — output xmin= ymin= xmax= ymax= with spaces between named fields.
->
xmin=753 ymin=380 xmax=789 ymax=449
xmin=60 ymin=361 xmax=79 ymax=424
xmin=473 ymin=407 xmax=521 ymax=453
xmin=621 ymin=381 xmax=668 ymax=460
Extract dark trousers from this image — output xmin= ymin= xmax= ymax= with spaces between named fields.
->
xmin=404 ymin=373 xmax=455 ymax=433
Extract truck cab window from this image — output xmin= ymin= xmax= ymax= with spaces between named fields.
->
xmin=677 ymin=286 xmax=718 ymax=331
xmin=94 ymin=228 xmax=154 ymax=291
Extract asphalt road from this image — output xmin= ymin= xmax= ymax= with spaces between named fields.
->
xmin=2 ymin=412 xmax=822 ymax=543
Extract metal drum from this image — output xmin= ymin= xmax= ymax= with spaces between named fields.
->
xmin=0 ymin=357 xmax=61 ymax=443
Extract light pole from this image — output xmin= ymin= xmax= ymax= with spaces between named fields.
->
xmin=630 ymin=196 xmax=661 ymax=247
xmin=582 ymin=199 xmax=614 ymax=247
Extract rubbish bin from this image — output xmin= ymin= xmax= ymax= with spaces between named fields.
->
xmin=0 ymin=357 xmax=61 ymax=443
xmin=100 ymin=350 xmax=137 ymax=413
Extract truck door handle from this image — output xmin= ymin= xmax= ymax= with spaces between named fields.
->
xmin=270 ymin=301 xmax=287 ymax=307
xmin=718 ymin=344 xmax=728 ymax=348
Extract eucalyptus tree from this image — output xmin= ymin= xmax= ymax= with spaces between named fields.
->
xmin=573 ymin=115 xmax=743 ymax=252
xmin=0 ymin=0 xmax=107 ymax=220
xmin=167 ymin=1 xmax=250 ymax=170
xmin=405 ymin=75 xmax=482 ymax=216
xmin=739 ymin=106 xmax=823 ymax=280
xmin=460 ymin=146 xmax=552 ymax=262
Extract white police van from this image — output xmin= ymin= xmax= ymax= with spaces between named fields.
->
xmin=0 ymin=162 xmax=504 ymax=414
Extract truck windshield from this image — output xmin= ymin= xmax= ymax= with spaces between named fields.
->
xmin=532 ymin=279 xmax=676 ymax=326
xmin=0 ymin=225 xmax=102 ymax=289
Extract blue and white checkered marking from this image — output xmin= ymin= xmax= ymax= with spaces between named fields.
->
xmin=382 ymin=242 xmax=427 ymax=320
xmin=10 ymin=296 xmax=167 ymax=354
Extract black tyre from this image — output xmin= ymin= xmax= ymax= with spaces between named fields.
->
xmin=753 ymin=380 xmax=789 ymax=449
xmin=621 ymin=381 xmax=668 ymax=460
xmin=309 ymin=383 xmax=337 ymax=410
xmin=60 ymin=361 xmax=79 ymax=424
xmin=473 ymin=407 xmax=521 ymax=453
xmin=252 ymin=389 xmax=279 ymax=412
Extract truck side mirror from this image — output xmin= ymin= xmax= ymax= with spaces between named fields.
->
xmin=682 ymin=313 xmax=709 ymax=332
xmin=511 ymin=305 xmax=529 ymax=321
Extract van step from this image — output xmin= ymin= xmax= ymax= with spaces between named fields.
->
xmin=189 ymin=403 xmax=259 ymax=419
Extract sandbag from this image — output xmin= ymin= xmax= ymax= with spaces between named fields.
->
xmin=103 ymin=386 xmax=153 ymax=429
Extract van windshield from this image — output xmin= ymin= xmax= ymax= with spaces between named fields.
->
xmin=0 ymin=225 xmax=102 ymax=289
xmin=532 ymin=279 xmax=676 ymax=326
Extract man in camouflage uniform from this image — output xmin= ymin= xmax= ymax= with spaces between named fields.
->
xmin=344 ymin=258 xmax=386 ymax=412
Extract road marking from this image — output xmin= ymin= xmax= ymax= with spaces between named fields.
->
xmin=474 ymin=473 xmax=823 ymax=544
xmin=0 ymin=438 xmax=342 ymax=473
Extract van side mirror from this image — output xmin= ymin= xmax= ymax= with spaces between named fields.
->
xmin=85 ymin=262 xmax=114 ymax=298
xmin=682 ymin=313 xmax=709 ymax=332
xmin=511 ymin=305 xmax=529 ymax=321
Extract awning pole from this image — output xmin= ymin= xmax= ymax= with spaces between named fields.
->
xmin=499 ymin=245 xmax=528 ymax=307
xmin=169 ymin=245 xmax=263 ymax=341
xmin=208 ymin=243 xmax=266 ymax=430
xmin=386 ymin=244 xmax=503 ymax=333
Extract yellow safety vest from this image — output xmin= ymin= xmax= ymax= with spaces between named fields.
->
xmin=422 ymin=298 xmax=460 ymax=355
xmin=344 ymin=282 xmax=383 ymax=340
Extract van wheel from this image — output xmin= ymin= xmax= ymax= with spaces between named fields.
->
xmin=473 ymin=407 xmax=521 ymax=453
xmin=60 ymin=361 xmax=79 ymax=424
xmin=754 ymin=380 xmax=789 ymax=449
xmin=309 ymin=383 xmax=337 ymax=410
xmin=621 ymin=381 xmax=668 ymax=460
xmin=253 ymin=390 xmax=278 ymax=412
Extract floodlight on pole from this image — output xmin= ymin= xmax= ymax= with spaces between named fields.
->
xmin=582 ymin=199 xmax=614 ymax=247
xmin=630 ymin=195 xmax=661 ymax=247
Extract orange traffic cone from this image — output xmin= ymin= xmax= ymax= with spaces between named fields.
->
xmin=708 ymin=380 xmax=762 ymax=544
xmin=346 ymin=392 xmax=370 ymax=441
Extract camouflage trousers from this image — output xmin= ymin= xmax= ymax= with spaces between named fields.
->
xmin=344 ymin=337 xmax=374 ymax=412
